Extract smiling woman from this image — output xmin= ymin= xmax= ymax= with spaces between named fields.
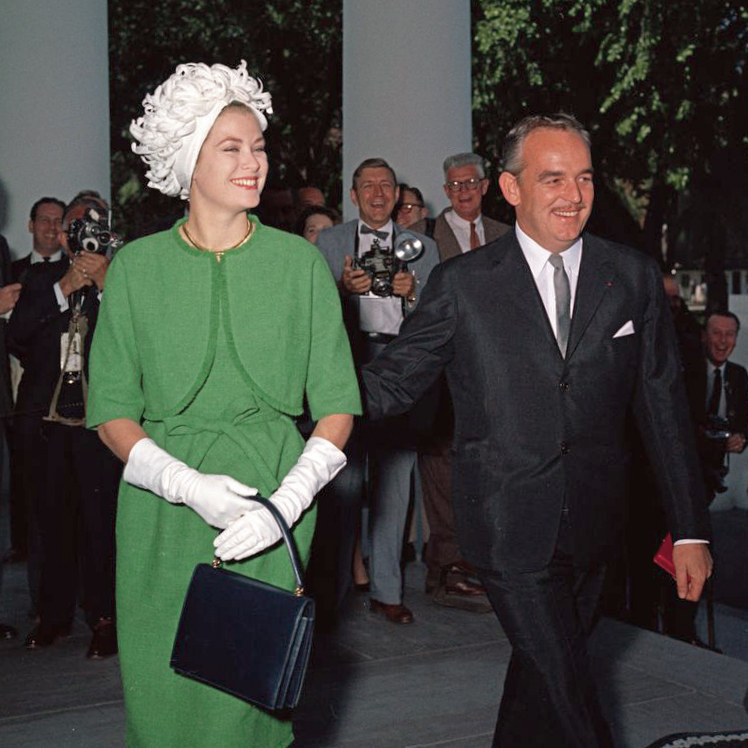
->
xmin=86 ymin=61 xmax=361 ymax=748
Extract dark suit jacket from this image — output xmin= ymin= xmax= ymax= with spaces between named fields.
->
xmin=411 ymin=209 xmax=510 ymax=261
xmin=8 ymin=258 xmax=100 ymax=419
xmin=685 ymin=358 xmax=748 ymax=491
xmin=363 ymin=230 xmax=710 ymax=573
xmin=11 ymin=255 xmax=32 ymax=285
xmin=0 ymin=235 xmax=14 ymax=417
xmin=410 ymin=210 xmax=511 ymax=445
xmin=685 ymin=359 xmax=748 ymax=437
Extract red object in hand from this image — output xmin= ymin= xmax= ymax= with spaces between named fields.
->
xmin=654 ymin=533 xmax=676 ymax=579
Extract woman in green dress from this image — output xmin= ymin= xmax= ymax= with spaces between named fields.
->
xmin=87 ymin=61 xmax=361 ymax=748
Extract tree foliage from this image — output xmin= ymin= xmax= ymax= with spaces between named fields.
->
xmin=109 ymin=0 xmax=342 ymax=238
xmin=473 ymin=0 xmax=748 ymax=266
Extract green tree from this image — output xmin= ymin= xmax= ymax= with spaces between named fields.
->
xmin=472 ymin=0 xmax=748 ymax=285
xmin=109 ymin=0 xmax=342 ymax=239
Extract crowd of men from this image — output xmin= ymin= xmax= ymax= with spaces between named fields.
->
xmin=0 ymin=192 xmax=120 ymax=658
xmin=0 ymin=114 xmax=740 ymax=746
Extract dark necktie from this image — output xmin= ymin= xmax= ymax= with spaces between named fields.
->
xmin=43 ymin=257 xmax=50 ymax=262
xmin=549 ymin=254 xmax=570 ymax=356
xmin=469 ymin=222 xmax=480 ymax=250
xmin=708 ymin=368 xmax=722 ymax=417
xmin=360 ymin=225 xmax=388 ymax=241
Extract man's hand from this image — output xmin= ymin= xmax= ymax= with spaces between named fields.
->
xmin=725 ymin=433 xmax=746 ymax=453
xmin=74 ymin=251 xmax=109 ymax=291
xmin=341 ymin=255 xmax=372 ymax=295
xmin=392 ymin=270 xmax=415 ymax=299
xmin=58 ymin=261 xmax=92 ymax=298
xmin=672 ymin=542 xmax=713 ymax=601
xmin=0 ymin=283 xmax=22 ymax=314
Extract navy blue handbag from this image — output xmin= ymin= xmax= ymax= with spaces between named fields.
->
xmin=170 ymin=495 xmax=315 ymax=710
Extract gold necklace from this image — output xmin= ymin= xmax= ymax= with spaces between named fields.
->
xmin=182 ymin=218 xmax=255 ymax=263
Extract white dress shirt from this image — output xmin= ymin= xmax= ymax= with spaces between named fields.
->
xmin=357 ymin=219 xmax=403 ymax=335
xmin=515 ymin=223 xmax=582 ymax=338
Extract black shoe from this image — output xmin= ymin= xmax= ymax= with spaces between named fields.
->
xmin=0 ymin=624 xmax=17 ymax=640
xmin=87 ymin=617 xmax=118 ymax=659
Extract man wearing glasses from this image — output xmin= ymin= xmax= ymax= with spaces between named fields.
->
xmin=409 ymin=153 xmax=510 ymax=609
xmin=393 ymin=184 xmax=428 ymax=229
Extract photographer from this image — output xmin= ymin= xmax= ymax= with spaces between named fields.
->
xmin=8 ymin=192 xmax=122 ymax=658
xmin=316 ymin=158 xmax=439 ymax=624
xmin=686 ymin=310 xmax=748 ymax=501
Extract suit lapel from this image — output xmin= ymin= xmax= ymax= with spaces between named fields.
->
xmin=566 ymin=234 xmax=616 ymax=360
xmin=489 ymin=235 xmax=560 ymax=355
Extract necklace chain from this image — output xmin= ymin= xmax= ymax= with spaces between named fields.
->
xmin=182 ymin=218 xmax=255 ymax=259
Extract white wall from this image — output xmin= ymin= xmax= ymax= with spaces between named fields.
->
xmin=0 ymin=1 xmax=110 ymax=259
xmin=342 ymin=0 xmax=472 ymax=221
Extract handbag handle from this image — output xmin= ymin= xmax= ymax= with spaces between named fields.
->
xmin=213 ymin=494 xmax=307 ymax=596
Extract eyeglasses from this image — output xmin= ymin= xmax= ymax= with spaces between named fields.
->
xmin=398 ymin=203 xmax=424 ymax=213
xmin=445 ymin=177 xmax=485 ymax=193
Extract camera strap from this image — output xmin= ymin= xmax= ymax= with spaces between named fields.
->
xmin=44 ymin=308 xmax=89 ymax=427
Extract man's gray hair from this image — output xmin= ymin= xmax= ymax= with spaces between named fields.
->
xmin=501 ymin=113 xmax=591 ymax=176
xmin=443 ymin=153 xmax=485 ymax=180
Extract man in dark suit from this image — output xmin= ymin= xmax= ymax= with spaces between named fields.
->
xmin=410 ymin=153 xmax=510 ymax=609
xmin=5 ymin=197 xmax=66 ymax=571
xmin=315 ymin=157 xmax=439 ymax=625
xmin=363 ymin=114 xmax=712 ymax=747
xmin=8 ymin=193 xmax=121 ymax=658
xmin=686 ymin=310 xmax=748 ymax=498
xmin=0 ymin=231 xmax=22 ymax=639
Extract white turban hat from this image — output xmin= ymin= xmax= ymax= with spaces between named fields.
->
xmin=130 ymin=60 xmax=273 ymax=200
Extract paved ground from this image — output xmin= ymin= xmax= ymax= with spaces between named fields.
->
xmin=1 ymin=555 xmax=747 ymax=748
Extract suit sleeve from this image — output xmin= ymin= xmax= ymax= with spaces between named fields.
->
xmin=632 ymin=260 xmax=710 ymax=542
xmin=363 ymin=262 xmax=456 ymax=419
xmin=7 ymin=271 xmax=64 ymax=360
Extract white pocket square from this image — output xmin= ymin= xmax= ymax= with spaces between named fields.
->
xmin=613 ymin=320 xmax=635 ymax=338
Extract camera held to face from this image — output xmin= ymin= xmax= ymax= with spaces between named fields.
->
xmin=354 ymin=232 xmax=425 ymax=298
xmin=67 ymin=208 xmax=123 ymax=256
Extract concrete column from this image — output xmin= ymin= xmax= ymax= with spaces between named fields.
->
xmin=0 ymin=1 xmax=110 ymax=258
xmin=342 ymin=0 xmax=472 ymax=221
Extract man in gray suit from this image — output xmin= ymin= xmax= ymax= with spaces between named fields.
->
xmin=316 ymin=157 xmax=438 ymax=624
xmin=364 ymin=115 xmax=712 ymax=745
xmin=411 ymin=153 xmax=510 ymax=608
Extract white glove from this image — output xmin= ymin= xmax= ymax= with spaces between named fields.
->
xmin=214 ymin=436 xmax=346 ymax=561
xmin=123 ymin=438 xmax=257 ymax=529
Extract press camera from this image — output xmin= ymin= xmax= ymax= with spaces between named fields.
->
xmin=354 ymin=231 xmax=424 ymax=297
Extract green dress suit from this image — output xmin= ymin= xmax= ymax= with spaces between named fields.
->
xmin=88 ymin=217 xmax=361 ymax=748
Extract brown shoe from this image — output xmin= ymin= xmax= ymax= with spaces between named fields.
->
xmin=24 ymin=622 xmax=72 ymax=650
xmin=87 ymin=617 xmax=118 ymax=659
xmin=433 ymin=564 xmax=492 ymax=613
xmin=370 ymin=599 xmax=414 ymax=624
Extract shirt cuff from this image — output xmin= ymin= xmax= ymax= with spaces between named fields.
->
xmin=673 ymin=539 xmax=709 ymax=545
xmin=54 ymin=282 xmax=69 ymax=312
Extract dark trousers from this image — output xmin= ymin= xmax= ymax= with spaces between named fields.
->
xmin=307 ymin=431 xmax=366 ymax=625
xmin=10 ymin=415 xmax=45 ymax=611
xmin=36 ymin=422 xmax=121 ymax=628
xmin=418 ymin=443 xmax=461 ymax=585
xmin=478 ymin=513 xmax=615 ymax=748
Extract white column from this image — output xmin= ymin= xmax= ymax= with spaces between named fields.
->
xmin=342 ymin=0 xmax=472 ymax=221
xmin=0 ymin=0 xmax=111 ymax=258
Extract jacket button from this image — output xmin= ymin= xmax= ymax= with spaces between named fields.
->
xmin=559 ymin=381 xmax=569 ymax=391
xmin=560 ymin=441 xmax=570 ymax=455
